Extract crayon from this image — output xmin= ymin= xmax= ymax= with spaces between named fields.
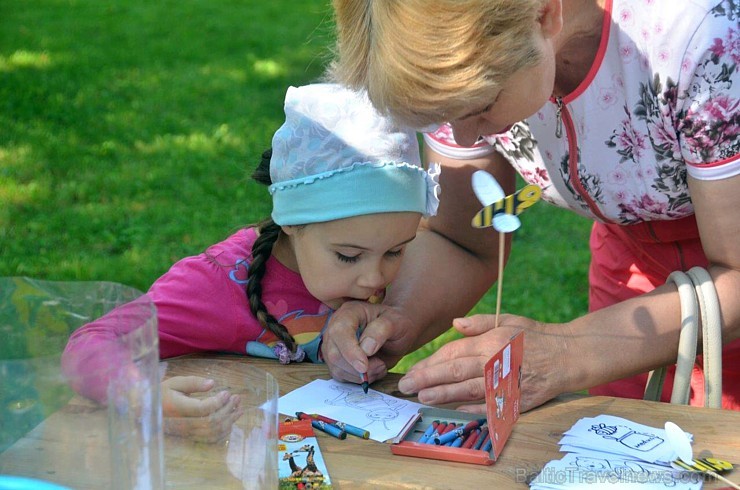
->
xmin=434 ymin=418 xmax=486 ymax=445
xmin=417 ymin=420 xmax=439 ymax=444
xmin=425 ymin=422 xmax=448 ymax=444
xmin=295 ymin=412 xmax=347 ymax=439
xmin=450 ymin=436 xmax=464 ymax=448
xmin=481 ymin=433 xmax=492 ymax=452
xmin=473 ymin=427 xmax=489 ymax=450
xmin=357 ymin=328 xmax=370 ymax=395
xmin=435 ymin=424 xmax=463 ymax=444
xmin=440 ymin=423 xmax=457 ymax=445
xmin=306 ymin=412 xmax=371 ymax=439
xmin=312 ymin=419 xmax=347 ymax=440
xmin=356 ymin=328 xmax=369 ymax=393
xmin=461 ymin=428 xmax=481 ymax=449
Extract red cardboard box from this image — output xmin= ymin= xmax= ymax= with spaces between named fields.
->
xmin=390 ymin=331 xmax=523 ymax=465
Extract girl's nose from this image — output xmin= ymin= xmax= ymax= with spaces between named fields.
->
xmin=357 ymin=265 xmax=386 ymax=290
xmin=450 ymin=118 xmax=481 ymax=147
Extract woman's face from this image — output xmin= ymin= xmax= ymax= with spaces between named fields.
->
xmin=281 ymin=212 xmax=420 ymax=310
xmin=449 ymin=38 xmax=557 ymax=147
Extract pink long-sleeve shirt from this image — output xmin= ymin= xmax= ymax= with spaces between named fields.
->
xmin=62 ymin=228 xmax=331 ymax=402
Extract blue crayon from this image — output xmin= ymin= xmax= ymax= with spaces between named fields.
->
xmin=473 ymin=427 xmax=489 ymax=450
xmin=417 ymin=420 xmax=439 ymax=444
xmin=438 ymin=422 xmax=457 ymax=444
xmin=356 ymin=329 xmax=370 ymax=393
xmin=450 ymin=435 xmax=465 ymax=448
xmin=311 ymin=420 xmax=347 ymax=440
xmin=333 ymin=420 xmax=369 ymax=439
xmin=436 ymin=427 xmax=463 ymax=445
xmin=308 ymin=413 xmax=371 ymax=439
xmin=425 ymin=422 xmax=448 ymax=444
xmin=482 ymin=435 xmax=493 ymax=452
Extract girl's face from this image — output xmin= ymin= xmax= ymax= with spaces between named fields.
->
xmin=280 ymin=212 xmax=421 ymax=310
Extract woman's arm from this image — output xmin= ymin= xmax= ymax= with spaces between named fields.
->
xmin=398 ymin=174 xmax=740 ymax=412
xmin=321 ymin=143 xmax=517 ymax=381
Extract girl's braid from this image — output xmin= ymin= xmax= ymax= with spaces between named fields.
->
xmin=246 ymin=148 xmax=299 ymax=354
xmin=246 ymin=220 xmax=297 ymax=353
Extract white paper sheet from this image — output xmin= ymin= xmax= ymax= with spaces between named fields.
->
xmin=530 ymin=415 xmax=702 ymax=490
xmin=278 ymin=379 xmax=426 ymax=443
xmin=560 ymin=415 xmax=690 ymax=465
xmin=530 ymin=456 xmax=704 ymax=490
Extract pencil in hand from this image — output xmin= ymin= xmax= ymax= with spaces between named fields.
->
xmin=356 ymin=326 xmax=370 ymax=393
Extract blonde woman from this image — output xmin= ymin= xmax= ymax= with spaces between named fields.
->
xmin=322 ymin=0 xmax=740 ymax=411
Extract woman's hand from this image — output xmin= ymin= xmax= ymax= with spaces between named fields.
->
xmin=161 ymin=376 xmax=243 ymax=443
xmin=398 ymin=313 xmax=572 ymax=413
xmin=321 ymin=300 xmax=419 ymax=386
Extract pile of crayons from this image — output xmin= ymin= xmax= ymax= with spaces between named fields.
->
xmin=295 ymin=412 xmax=370 ymax=440
xmin=416 ymin=418 xmax=491 ymax=451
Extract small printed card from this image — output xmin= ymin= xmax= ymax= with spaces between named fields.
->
xmin=530 ymin=415 xmax=703 ymax=490
xmin=278 ymin=419 xmax=332 ymax=489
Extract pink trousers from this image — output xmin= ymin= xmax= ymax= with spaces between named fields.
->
xmin=587 ymin=215 xmax=739 ymax=410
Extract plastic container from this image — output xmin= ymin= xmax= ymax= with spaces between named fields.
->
xmin=160 ymin=358 xmax=279 ymax=489
xmin=0 ymin=277 xmax=164 ymax=489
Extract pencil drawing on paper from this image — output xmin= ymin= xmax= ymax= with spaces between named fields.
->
xmin=325 ymin=384 xmax=407 ymax=430
xmin=588 ymin=423 xmax=665 ymax=452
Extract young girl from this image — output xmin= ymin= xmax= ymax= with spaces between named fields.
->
xmin=62 ymin=83 xmax=440 ymax=438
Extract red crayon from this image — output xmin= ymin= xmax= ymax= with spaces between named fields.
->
xmin=461 ymin=418 xmax=486 ymax=434
xmin=295 ymin=412 xmax=347 ymax=439
xmin=462 ymin=428 xmax=481 ymax=449
xmin=435 ymin=419 xmax=486 ymax=445
xmin=440 ymin=423 xmax=458 ymax=446
xmin=433 ymin=422 xmax=448 ymax=435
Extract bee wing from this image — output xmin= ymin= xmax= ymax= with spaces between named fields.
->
xmin=493 ymin=214 xmax=521 ymax=233
xmin=472 ymin=170 xmax=521 ymax=232
xmin=472 ymin=170 xmax=505 ymax=206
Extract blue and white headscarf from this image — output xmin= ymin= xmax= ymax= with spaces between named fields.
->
xmin=269 ymin=83 xmax=440 ymax=225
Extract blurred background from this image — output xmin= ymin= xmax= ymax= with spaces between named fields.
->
xmin=1 ymin=0 xmax=592 ymax=370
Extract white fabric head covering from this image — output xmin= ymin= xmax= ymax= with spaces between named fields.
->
xmin=269 ymin=83 xmax=440 ymax=225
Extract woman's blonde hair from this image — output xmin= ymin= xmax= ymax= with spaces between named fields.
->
xmin=329 ymin=0 xmax=546 ymax=127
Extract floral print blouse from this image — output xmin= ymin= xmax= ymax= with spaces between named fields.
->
xmin=425 ymin=0 xmax=740 ymax=225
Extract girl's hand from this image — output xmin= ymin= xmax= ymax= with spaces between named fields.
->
xmin=398 ymin=313 xmax=570 ymax=413
xmin=321 ymin=301 xmax=416 ymax=385
xmin=161 ymin=376 xmax=243 ymax=443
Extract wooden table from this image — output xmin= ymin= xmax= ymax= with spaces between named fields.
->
xmin=2 ymin=354 xmax=739 ymax=489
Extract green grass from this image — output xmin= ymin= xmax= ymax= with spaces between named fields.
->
xmin=1 ymin=0 xmax=593 ymax=371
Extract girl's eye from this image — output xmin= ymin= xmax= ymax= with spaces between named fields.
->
xmin=335 ymin=252 xmax=359 ymax=264
xmin=386 ymin=249 xmax=404 ymax=258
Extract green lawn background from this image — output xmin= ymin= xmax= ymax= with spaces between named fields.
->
xmin=1 ymin=0 xmax=592 ymax=371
